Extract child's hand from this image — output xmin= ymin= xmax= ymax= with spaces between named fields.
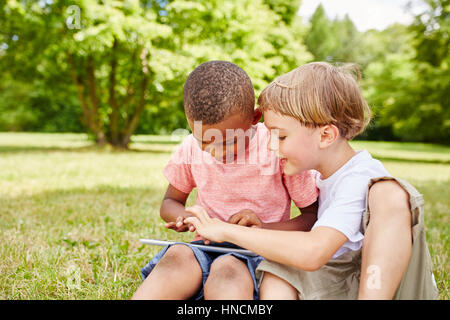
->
xmin=228 ymin=209 xmax=263 ymax=228
xmin=165 ymin=215 xmax=196 ymax=233
xmin=184 ymin=205 xmax=228 ymax=243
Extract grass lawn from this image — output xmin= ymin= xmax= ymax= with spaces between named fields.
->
xmin=0 ymin=132 xmax=448 ymax=299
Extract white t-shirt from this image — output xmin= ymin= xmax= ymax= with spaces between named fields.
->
xmin=312 ymin=150 xmax=390 ymax=259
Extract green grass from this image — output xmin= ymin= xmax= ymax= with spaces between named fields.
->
xmin=0 ymin=132 xmax=448 ymax=299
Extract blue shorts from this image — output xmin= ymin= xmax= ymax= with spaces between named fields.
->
xmin=140 ymin=240 xmax=264 ymax=300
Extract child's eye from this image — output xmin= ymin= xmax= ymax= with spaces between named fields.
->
xmin=278 ymin=136 xmax=286 ymax=141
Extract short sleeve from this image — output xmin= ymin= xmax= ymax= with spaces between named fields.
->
xmin=283 ymin=169 xmax=319 ymax=208
xmin=162 ymin=135 xmax=196 ymax=194
xmin=313 ymin=174 xmax=368 ymax=243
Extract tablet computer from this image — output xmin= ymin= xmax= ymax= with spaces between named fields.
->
xmin=139 ymin=238 xmax=258 ymax=257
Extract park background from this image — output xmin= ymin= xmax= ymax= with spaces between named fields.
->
xmin=0 ymin=0 xmax=448 ymax=299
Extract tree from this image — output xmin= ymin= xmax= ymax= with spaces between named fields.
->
xmin=362 ymin=0 xmax=449 ymax=143
xmin=410 ymin=0 xmax=449 ymax=67
xmin=263 ymin=0 xmax=301 ymax=25
xmin=405 ymin=0 xmax=449 ymax=142
xmin=304 ymin=5 xmax=361 ymax=63
xmin=304 ymin=4 xmax=335 ymax=61
xmin=1 ymin=0 xmax=311 ymax=147
xmin=164 ymin=0 xmax=311 ymax=90
xmin=1 ymin=0 xmax=182 ymax=147
xmin=330 ymin=14 xmax=360 ymax=63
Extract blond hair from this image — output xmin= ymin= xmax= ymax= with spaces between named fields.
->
xmin=258 ymin=62 xmax=371 ymax=140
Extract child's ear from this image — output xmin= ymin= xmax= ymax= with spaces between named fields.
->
xmin=252 ymin=108 xmax=262 ymax=125
xmin=319 ymin=124 xmax=340 ymax=148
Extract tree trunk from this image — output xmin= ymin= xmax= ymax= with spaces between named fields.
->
xmin=86 ymin=55 xmax=107 ymax=145
xmin=121 ymin=74 xmax=149 ymax=147
xmin=120 ymin=47 xmax=150 ymax=148
xmin=108 ymin=38 xmax=120 ymax=145
xmin=67 ymin=45 xmax=150 ymax=149
xmin=67 ymin=52 xmax=106 ymax=145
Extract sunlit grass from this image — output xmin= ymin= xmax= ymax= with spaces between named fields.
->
xmin=0 ymin=133 xmax=448 ymax=299
xmin=351 ymin=140 xmax=450 ymax=163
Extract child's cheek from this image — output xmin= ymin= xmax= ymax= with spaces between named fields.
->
xmin=281 ymin=144 xmax=301 ymax=170
xmin=279 ymin=141 xmax=290 ymax=159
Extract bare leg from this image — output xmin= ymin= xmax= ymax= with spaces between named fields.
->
xmin=203 ymin=255 xmax=254 ymax=300
xmin=358 ymin=180 xmax=412 ymax=299
xmin=131 ymin=244 xmax=202 ymax=300
xmin=259 ymin=272 xmax=298 ymax=300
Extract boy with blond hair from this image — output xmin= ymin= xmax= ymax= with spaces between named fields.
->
xmin=185 ymin=62 xmax=439 ymax=299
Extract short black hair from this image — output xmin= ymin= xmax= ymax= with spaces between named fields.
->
xmin=183 ymin=61 xmax=255 ymax=124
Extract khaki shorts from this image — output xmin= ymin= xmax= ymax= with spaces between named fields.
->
xmin=256 ymin=176 xmax=439 ymax=300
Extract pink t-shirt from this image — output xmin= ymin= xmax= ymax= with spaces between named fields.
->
xmin=163 ymin=123 xmax=318 ymax=232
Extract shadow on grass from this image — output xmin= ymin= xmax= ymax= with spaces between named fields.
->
xmin=0 ymin=144 xmax=174 ymax=155
xmin=132 ymin=139 xmax=181 ymax=145
xmin=1 ymin=144 xmax=447 ymax=164
xmin=0 ymin=145 xmax=96 ymax=153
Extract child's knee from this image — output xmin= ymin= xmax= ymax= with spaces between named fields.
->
xmin=260 ymin=272 xmax=298 ymax=300
xmin=369 ymin=180 xmax=410 ymax=216
xmin=158 ymin=244 xmax=198 ymax=269
xmin=207 ymin=256 xmax=253 ymax=287
xmin=204 ymin=256 xmax=253 ymax=299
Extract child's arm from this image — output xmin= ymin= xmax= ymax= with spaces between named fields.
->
xmin=263 ymin=200 xmax=318 ymax=231
xmin=185 ymin=205 xmax=347 ymax=271
xmin=228 ymin=201 xmax=318 ymax=231
xmin=160 ymin=184 xmax=194 ymax=232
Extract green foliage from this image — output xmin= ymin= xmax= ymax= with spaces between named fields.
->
xmin=304 ymin=4 xmax=334 ymax=61
xmin=0 ymin=0 xmax=311 ymax=147
xmin=305 ymin=5 xmax=360 ymax=63
xmin=0 ymin=0 xmax=448 ymax=144
xmin=411 ymin=0 xmax=449 ymax=67
xmin=361 ymin=1 xmax=450 ymax=143
xmin=262 ymin=0 xmax=301 ymax=25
